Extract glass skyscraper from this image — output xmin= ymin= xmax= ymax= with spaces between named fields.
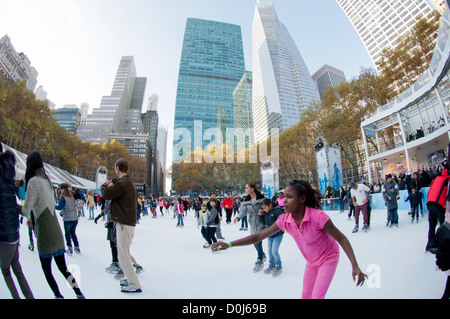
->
xmin=172 ymin=18 xmax=245 ymax=163
xmin=252 ymin=1 xmax=320 ymax=145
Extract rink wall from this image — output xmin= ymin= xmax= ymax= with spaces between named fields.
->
xmin=321 ymin=187 xmax=430 ymax=213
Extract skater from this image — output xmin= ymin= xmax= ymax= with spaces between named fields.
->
xmin=429 ymin=192 xmax=450 ymax=299
xmin=22 ymin=151 xmax=85 ymax=299
xmin=206 ymin=199 xmax=220 ymax=246
xmin=339 ymin=186 xmax=346 ymax=213
xmin=175 ymin=198 xmax=184 ymax=227
xmin=277 ymin=191 xmax=285 ymax=207
xmin=212 ymin=180 xmax=367 ymax=299
xmin=86 ymin=191 xmax=95 ymax=219
xmin=95 ymin=200 xmax=120 ymax=274
xmin=55 ymin=183 xmax=81 ymax=255
xmin=197 ymin=202 xmax=210 ymax=248
xmin=259 ymin=198 xmax=285 ymax=276
xmin=0 ymin=147 xmax=34 ymax=299
xmin=101 ymin=158 xmax=142 ymax=293
xmin=384 ymin=185 xmax=399 ymax=227
xmin=346 ymin=184 xmax=355 ymax=220
xmin=234 ymin=182 xmax=266 ymax=272
xmin=425 ymin=154 xmax=449 ymax=251
xmin=405 ymin=187 xmax=423 ymax=223
xmin=223 ymin=193 xmax=233 ymax=224
xmin=208 ymin=193 xmax=224 ymax=239
xmin=350 ymin=182 xmax=371 ymax=233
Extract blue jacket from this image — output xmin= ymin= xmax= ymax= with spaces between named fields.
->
xmin=405 ymin=191 xmax=423 ymax=207
xmin=0 ymin=150 xmax=20 ymax=243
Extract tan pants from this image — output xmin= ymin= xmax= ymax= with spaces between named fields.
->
xmin=116 ymin=223 xmax=141 ymax=289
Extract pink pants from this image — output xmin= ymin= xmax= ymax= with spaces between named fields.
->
xmin=302 ymin=255 xmax=339 ymax=299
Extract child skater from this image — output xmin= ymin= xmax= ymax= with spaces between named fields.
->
xmin=259 ymin=198 xmax=285 ymax=276
xmin=384 ymin=185 xmax=400 ymax=227
xmin=197 ymin=202 xmax=210 ymax=248
xmin=212 ymin=180 xmax=367 ymax=299
xmin=405 ymin=187 xmax=423 ymax=223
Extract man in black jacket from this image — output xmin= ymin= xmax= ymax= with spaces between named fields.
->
xmin=0 ymin=145 xmax=34 ymax=299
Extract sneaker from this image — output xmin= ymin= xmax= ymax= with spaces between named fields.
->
xmin=74 ymin=246 xmax=81 ymax=254
xmin=352 ymin=225 xmax=359 ymax=233
xmin=67 ymin=247 xmax=73 ymax=256
xmin=121 ymin=285 xmax=142 ymax=293
xmin=386 ymin=221 xmax=390 ymax=227
xmin=203 ymin=243 xmax=211 ymax=248
xmin=120 ymin=279 xmax=128 ymax=286
xmin=362 ymin=224 xmax=369 ymax=232
xmin=264 ymin=264 xmax=276 ymax=274
xmin=272 ymin=265 xmax=283 ymax=277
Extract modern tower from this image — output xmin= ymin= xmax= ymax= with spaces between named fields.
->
xmin=0 ymin=34 xmax=38 ymax=91
xmin=77 ymin=56 xmax=143 ymax=144
xmin=312 ymin=64 xmax=347 ymax=101
xmin=77 ymin=56 xmax=153 ymax=187
xmin=172 ymin=18 xmax=246 ymax=163
xmin=252 ymin=1 xmax=320 ymax=145
xmin=233 ymin=71 xmax=254 ymax=151
xmin=337 ymin=0 xmax=434 ymax=72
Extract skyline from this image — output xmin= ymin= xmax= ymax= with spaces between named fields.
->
xmin=1 ymin=0 xmax=379 ymax=167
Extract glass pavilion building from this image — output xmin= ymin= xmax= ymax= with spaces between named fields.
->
xmin=361 ymin=3 xmax=450 ymax=183
xmin=172 ymin=18 xmax=246 ymax=163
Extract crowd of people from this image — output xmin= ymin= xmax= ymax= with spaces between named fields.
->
xmin=0 ymin=143 xmax=449 ymax=299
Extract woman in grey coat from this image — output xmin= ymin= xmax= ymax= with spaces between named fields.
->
xmin=22 ymin=151 xmax=84 ymax=299
xmin=234 ymin=182 xmax=267 ymax=272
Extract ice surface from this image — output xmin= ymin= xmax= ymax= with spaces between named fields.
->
xmin=0 ymin=207 xmax=446 ymax=299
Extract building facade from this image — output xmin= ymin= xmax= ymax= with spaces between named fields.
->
xmin=0 ymin=34 xmax=38 ymax=91
xmin=53 ymin=105 xmax=81 ymax=133
xmin=172 ymin=18 xmax=246 ymax=163
xmin=312 ymin=64 xmax=347 ymax=101
xmin=252 ymin=1 xmax=320 ymax=145
xmin=361 ymin=4 xmax=450 ymax=182
xmin=233 ymin=71 xmax=254 ymax=152
xmin=77 ymin=56 xmax=154 ymax=187
xmin=337 ymin=0 xmax=434 ymax=73
xmin=77 ymin=56 xmax=143 ymax=144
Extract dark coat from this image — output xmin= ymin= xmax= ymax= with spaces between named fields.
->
xmin=259 ymin=206 xmax=284 ymax=238
xmin=0 ymin=150 xmax=20 ymax=243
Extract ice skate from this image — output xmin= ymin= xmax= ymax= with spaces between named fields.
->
xmin=272 ymin=265 xmax=282 ymax=277
xmin=264 ymin=264 xmax=275 ymax=274
xmin=106 ymin=262 xmax=121 ymax=274
xmin=253 ymin=259 xmax=264 ymax=273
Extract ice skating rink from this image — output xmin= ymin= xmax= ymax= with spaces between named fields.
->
xmin=0 ymin=207 xmax=445 ymax=299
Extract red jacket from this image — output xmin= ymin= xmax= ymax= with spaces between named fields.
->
xmin=222 ymin=198 xmax=233 ymax=209
xmin=427 ymin=170 xmax=450 ymax=208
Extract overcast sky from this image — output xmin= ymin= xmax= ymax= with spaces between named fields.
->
xmin=1 ymin=0 xmax=382 ymax=167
